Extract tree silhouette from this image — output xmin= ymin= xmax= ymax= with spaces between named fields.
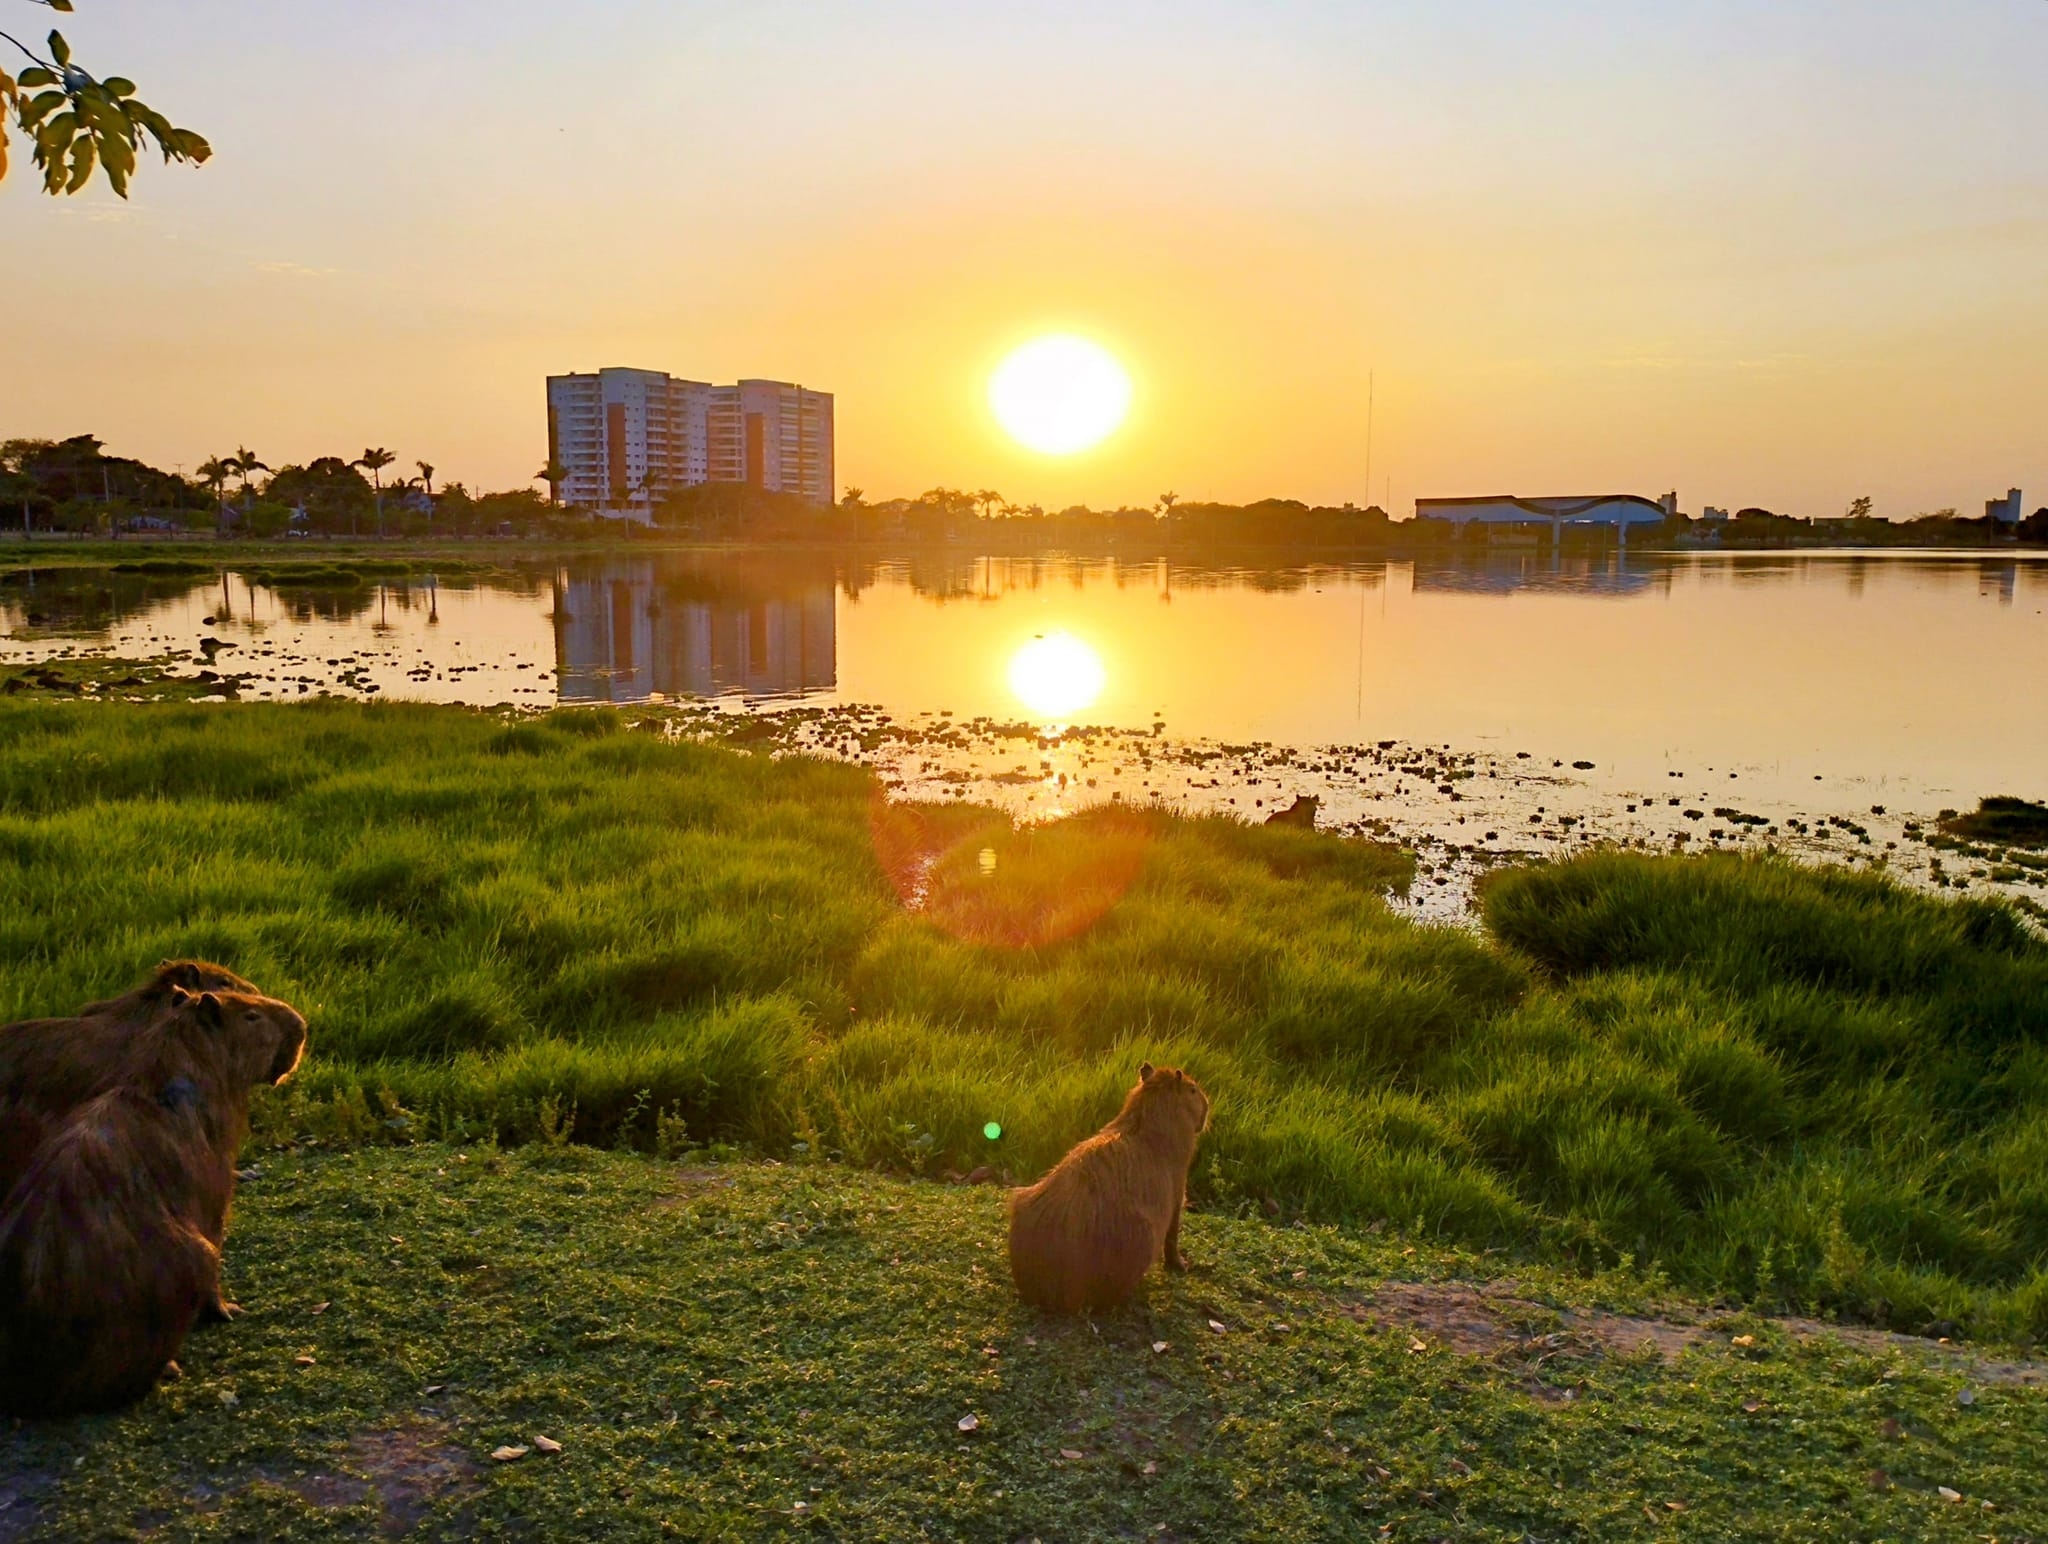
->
xmin=226 ymin=447 xmax=268 ymax=530
xmin=1157 ymin=491 xmax=1179 ymax=518
xmin=194 ymin=456 xmax=231 ymax=532
xmin=535 ymin=460 xmax=568 ymax=507
xmin=354 ymin=447 xmax=395 ymax=538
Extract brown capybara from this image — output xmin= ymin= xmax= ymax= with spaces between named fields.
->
xmin=0 ymin=961 xmax=261 ymax=1214
xmin=1007 ymin=1063 xmax=1212 ymax=1313
xmin=0 ymin=985 xmax=306 ymax=1417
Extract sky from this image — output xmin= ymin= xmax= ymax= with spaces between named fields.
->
xmin=2 ymin=0 xmax=2045 ymax=517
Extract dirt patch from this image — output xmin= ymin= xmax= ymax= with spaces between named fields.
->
xmin=1347 ymin=1280 xmax=2048 ymax=1388
xmin=284 ymin=1421 xmax=482 ymax=1537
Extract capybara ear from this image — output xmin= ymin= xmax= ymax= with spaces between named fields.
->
xmin=193 ymin=991 xmax=226 ymax=1029
xmin=162 ymin=961 xmax=203 ymax=989
xmin=1139 ymin=1061 xmax=1156 ymax=1082
xmin=168 ymin=984 xmax=199 ymax=1008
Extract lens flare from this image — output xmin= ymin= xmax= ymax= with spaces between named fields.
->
xmin=1008 ymin=632 xmax=1106 ymax=720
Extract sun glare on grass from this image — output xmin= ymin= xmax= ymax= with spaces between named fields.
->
xmin=1008 ymin=632 xmax=1106 ymax=720
xmin=990 ymin=336 xmax=1132 ymax=455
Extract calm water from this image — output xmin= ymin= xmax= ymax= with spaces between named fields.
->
xmin=5 ymin=548 xmax=2045 ymax=914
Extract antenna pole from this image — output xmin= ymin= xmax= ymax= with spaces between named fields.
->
xmin=1364 ymin=369 xmax=1375 ymax=506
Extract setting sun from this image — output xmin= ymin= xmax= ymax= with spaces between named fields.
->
xmin=1007 ymin=631 xmax=1107 ymax=720
xmin=988 ymin=336 xmax=1132 ymax=456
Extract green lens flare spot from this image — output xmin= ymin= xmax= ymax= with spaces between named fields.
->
xmin=983 ymin=1122 xmax=1003 ymax=1141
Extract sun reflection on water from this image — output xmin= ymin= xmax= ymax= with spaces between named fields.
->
xmin=1007 ymin=631 xmax=1106 ymax=721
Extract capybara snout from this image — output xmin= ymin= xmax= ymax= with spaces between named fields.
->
xmin=170 ymin=986 xmax=308 ymax=1087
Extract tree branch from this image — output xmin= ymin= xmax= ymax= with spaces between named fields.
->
xmin=0 ymin=29 xmax=54 ymax=69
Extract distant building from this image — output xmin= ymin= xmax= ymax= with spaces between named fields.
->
xmin=546 ymin=368 xmax=834 ymax=516
xmin=1701 ymin=506 xmax=1730 ymax=522
xmin=1987 ymin=488 xmax=2023 ymax=524
xmin=708 ymin=380 xmax=835 ymax=507
xmin=1414 ymin=494 xmax=1670 ymax=542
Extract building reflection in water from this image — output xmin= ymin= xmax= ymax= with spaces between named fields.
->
xmin=1410 ymin=552 xmax=1668 ymax=597
xmin=552 ymin=558 xmax=835 ymax=703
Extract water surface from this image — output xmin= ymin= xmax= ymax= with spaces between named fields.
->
xmin=6 ymin=547 xmax=2044 ymax=916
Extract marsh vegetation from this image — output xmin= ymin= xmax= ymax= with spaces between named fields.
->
xmin=3 ymin=701 xmax=2045 ymax=1343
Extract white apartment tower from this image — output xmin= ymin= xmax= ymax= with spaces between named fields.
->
xmin=546 ymin=368 xmax=834 ymax=514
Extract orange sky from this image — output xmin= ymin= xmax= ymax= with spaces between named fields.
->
xmin=2 ymin=1 xmax=2045 ymax=518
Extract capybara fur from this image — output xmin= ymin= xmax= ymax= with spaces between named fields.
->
xmin=0 ymin=985 xmax=306 ymax=1417
xmin=1007 ymin=1063 xmax=1212 ymax=1313
xmin=0 ymin=961 xmax=260 ymax=1214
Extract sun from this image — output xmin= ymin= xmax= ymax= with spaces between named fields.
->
xmin=1008 ymin=632 xmax=1106 ymax=720
xmin=989 ymin=335 xmax=1132 ymax=455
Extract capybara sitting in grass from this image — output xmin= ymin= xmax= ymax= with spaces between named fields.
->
xmin=0 ymin=985 xmax=306 ymax=1418
xmin=0 ymin=961 xmax=261 ymax=1213
xmin=1008 ymin=1063 xmax=1212 ymax=1313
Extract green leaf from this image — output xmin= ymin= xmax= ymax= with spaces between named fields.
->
xmin=171 ymin=128 xmax=211 ymax=164
xmin=38 ymin=109 xmax=80 ymax=151
xmin=100 ymin=127 xmax=134 ymax=174
xmin=104 ymin=156 xmax=129 ymax=198
xmin=47 ymin=31 xmax=70 ymax=69
xmin=64 ymin=134 xmax=94 ymax=194
xmin=45 ymin=0 xmax=75 ymax=12
xmin=16 ymin=67 xmax=58 ymax=89
xmin=102 ymin=76 xmax=135 ymax=99
xmin=21 ymin=88 xmax=66 ymax=128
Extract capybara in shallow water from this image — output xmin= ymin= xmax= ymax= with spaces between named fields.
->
xmin=0 ymin=961 xmax=261 ymax=1213
xmin=0 ymin=985 xmax=306 ymax=1417
xmin=1008 ymin=1063 xmax=1212 ymax=1313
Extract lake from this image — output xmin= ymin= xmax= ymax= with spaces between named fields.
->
xmin=5 ymin=547 xmax=2045 ymax=917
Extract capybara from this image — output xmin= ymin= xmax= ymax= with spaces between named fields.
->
xmin=0 ymin=961 xmax=261 ymax=1212
xmin=0 ymin=985 xmax=306 ymax=1417
xmin=1264 ymin=794 xmax=1319 ymax=829
xmin=1007 ymin=1063 xmax=1212 ymax=1313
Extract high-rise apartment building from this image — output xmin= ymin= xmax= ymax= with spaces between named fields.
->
xmin=545 ymin=368 xmax=834 ymax=513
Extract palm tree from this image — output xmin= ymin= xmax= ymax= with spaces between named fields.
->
xmin=195 ymin=456 xmax=232 ymax=533
xmin=413 ymin=461 xmax=436 ymax=532
xmin=354 ymin=447 xmax=396 ymax=538
xmin=227 ymin=447 xmax=268 ymax=531
xmin=535 ymin=460 xmax=568 ymax=507
xmin=1157 ymin=491 xmax=1179 ymax=519
xmin=976 ymin=489 xmax=1003 ymax=521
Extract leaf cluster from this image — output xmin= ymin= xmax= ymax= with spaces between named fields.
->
xmin=1 ymin=3 xmax=208 ymax=196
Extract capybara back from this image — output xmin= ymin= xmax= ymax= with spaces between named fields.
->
xmin=0 ymin=961 xmax=262 ymax=1211
xmin=0 ymin=984 xmax=307 ymax=1417
xmin=1008 ymin=1063 xmax=1211 ymax=1313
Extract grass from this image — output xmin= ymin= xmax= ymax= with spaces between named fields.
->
xmin=1 ymin=701 xmax=2046 ymax=1343
xmin=4 ymin=1148 xmax=2043 ymax=1542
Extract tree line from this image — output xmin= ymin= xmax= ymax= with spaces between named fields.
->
xmin=0 ymin=435 xmax=554 ymax=540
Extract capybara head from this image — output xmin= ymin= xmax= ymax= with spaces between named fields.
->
xmin=1128 ymin=1062 xmax=1210 ymax=1141
xmin=79 ymin=960 xmax=262 ymax=1023
xmin=166 ymin=986 xmax=307 ymax=1087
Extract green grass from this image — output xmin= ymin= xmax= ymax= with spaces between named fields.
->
xmin=5 ymin=1148 xmax=2043 ymax=1542
xmin=2 ymin=702 xmax=2047 ymax=1342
